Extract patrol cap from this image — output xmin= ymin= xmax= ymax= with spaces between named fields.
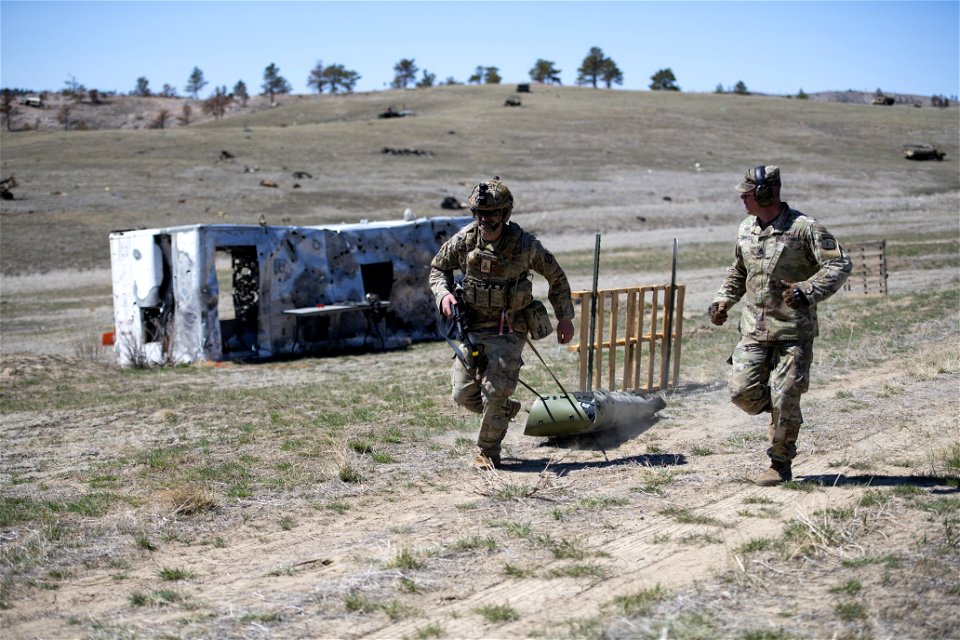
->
xmin=468 ymin=177 xmax=514 ymax=212
xmin=736 ymin=165 xmax=780 ymax=193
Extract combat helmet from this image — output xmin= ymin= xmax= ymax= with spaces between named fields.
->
xmin=468 ymin=177 xmax=514 ymax=222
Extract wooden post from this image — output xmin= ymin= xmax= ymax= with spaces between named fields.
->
xmin=672 ymin=285 xmax=686 ymax=388
xmin=623 ymin=289 xmax=638 ymax=389
xmin=659 ymin=286 xmax=671 ymax=389
xmin=593 ymin=291 xmax=605 ymax=390
xmin=878 ymin=240 xmax=888 ymax=294
xmin=577 ymin=293 xmax=591 ymax=390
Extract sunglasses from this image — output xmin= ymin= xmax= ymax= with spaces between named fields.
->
xmin=475 ymin=209 xmax=504 ymax=218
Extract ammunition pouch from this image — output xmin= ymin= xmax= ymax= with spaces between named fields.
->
xmin=524 ymin=300 xmax=553 ymax=340
xmin=461 ymin=277 xmax=533 ymax=312
xmin=461 ymin=279 xmax=507 ymax=308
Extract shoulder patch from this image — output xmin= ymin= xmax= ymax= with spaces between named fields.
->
xmin=818 ymin=234 xmax=841 ymax=259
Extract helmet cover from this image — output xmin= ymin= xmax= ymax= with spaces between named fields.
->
xmin=468 ymin=178 xmax=514 ymax=220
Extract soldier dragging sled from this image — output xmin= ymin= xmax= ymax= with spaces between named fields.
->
xmin=430 ymin=178 xmax=576 ymax=469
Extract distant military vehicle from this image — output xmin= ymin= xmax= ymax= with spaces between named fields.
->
xmin=377 ymin=106 xmax=413 ymax=119
xmin=872 ymin=95 xmax=895 ymax=106
xmin=902 ymin=144 xmax=946 ymax=161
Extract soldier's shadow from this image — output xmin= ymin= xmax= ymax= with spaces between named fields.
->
xmin=796 ymin=473 xmax=959 ymax=494
xmin=499 ymin=452 xmax=687 ymax=475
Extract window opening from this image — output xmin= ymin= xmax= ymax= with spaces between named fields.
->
xmin=360 ymin=261 xmax=394 ymax=301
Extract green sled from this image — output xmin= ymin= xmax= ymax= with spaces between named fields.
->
xmin=523 ymin=390 xmax=666 ymax=438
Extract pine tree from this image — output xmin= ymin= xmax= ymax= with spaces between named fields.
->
xmin=649 ymin=68 xmax=680 ymax=91
xmin=601 ymin=59 xmax=623 ymax=89
xmin=233 ymin=81 xmax=249 ymax=107
xmin=529 ymin=59 xmax=562 ymax=84
xmin=577 ymin=47 xmax=612 ymax=88
xmin=133 ymin=77 xmax=151 ymax=97
xmin=392 ymin=59 xmax=418 ymax=89
xmin=186 ymin=66 xmax=208 ymax=99
xmin=416 ymin=70 xmax=436 ymax=88
xmin=483 ymin=67 xmax=502 ymax=84
xmin=261 ymin=64 xmax=292 ymax=102
xmin=307 ymin=61 xmax=327 ymax=94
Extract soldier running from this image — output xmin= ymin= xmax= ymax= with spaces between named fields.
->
xmin=430 ymin=178 xmax=576 ymax=469
xmin=710 ymin=166 xmax=852 ymax=486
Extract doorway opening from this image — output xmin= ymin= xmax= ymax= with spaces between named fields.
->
xmin=215 ymin=246 xmax=260 ymax=356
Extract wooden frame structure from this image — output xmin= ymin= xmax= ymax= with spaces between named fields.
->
xmin=843 ymin=240 xmax=888 ymax=296
xmin=569 ymin=284 xmax=685 ymax=393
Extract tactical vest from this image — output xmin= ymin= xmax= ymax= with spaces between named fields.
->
xmin=459 ymin=226 xmax=534 ymax=312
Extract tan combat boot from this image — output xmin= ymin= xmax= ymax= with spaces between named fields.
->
xmin=474 ymin=425 xmax=506 ymax=469
xmin=756 ymin=460 xmax=792 ymax=486
xmin=473 ymin=401 xmax=520 ymax=469
xmin=473 ymin=450 xmax=500 ymax=469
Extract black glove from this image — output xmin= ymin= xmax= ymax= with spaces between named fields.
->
xmin=780 ymin=281 xmax=811 ymax=309
xmin=708 ymin=301 xmax=728 ymax=326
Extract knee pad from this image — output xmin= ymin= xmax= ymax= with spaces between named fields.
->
xmin=730 ymin=389 xmax=770 ymax=415
xmin=452 ymin=388 xmax=483 ymax=414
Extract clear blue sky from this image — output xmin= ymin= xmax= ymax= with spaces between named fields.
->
xmin=2 ymin=0 xmax=958 ymax=98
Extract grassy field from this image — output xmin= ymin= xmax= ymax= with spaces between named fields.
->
xmin=1 ymin=85 xmax=957 ymax=276
xmin=1 ymin=85 xmax=958 ymax=639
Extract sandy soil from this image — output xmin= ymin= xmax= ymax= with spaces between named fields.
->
xmin=1 ymin=331 xmax=957 ymax=638
xmin=2 ymin=235 xmax=958 ymax=638
xmin=1 ymin=87 xmax=958 ymax=639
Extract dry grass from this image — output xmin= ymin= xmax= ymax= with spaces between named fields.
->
xmin=0 ymin=85 xmax=958 ymax=639
xmin=1 ymin=85 xmax=957 ymax=277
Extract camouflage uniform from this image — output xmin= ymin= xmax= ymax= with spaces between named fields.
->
xmin=430 ymin=220 xmax=575 ymax=463
xmin=713 ymin=198 xmax=851 ymax=467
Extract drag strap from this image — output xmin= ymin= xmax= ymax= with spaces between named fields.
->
xmin=525 ymin=338 xmax=587 ymax=419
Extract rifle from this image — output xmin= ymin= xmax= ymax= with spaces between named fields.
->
xmin=444 ymin=284 xmax=479 ymax=369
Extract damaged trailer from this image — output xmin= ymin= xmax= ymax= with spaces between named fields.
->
xmin=109 ymin=215 xmax=472 ymax=366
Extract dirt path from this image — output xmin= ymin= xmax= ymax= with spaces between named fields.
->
xmin=3 ymin=340 xmax=957 ymax=639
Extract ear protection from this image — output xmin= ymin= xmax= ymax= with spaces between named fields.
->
xmin=753 ymin=165 xmax=774 ymax=207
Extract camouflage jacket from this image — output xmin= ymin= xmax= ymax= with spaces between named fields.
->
xmin=430 ymin=221 xmax=575 ymax=334
xmin=712 ymin=203 xmax=852 ymax=341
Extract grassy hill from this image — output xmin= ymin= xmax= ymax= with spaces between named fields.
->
xmin=1 ymin=85 xmax=957 ymax=276
xmin=1 ymin=85 xmax=958 ymax=639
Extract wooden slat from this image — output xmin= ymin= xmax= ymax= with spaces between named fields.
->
xmin=646 ymin=287 xmax=659 ymax=391
xmin=843 ymin=240 xmax=888 ymax=296
xmin=608 ymin=292 xmax=619 ymax=390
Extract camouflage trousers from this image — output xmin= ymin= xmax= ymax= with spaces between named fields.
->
xmin=451 ymin=331 xmax=525 ymax=457
xmin=728 ymin=338 xmax=814 ymax=463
